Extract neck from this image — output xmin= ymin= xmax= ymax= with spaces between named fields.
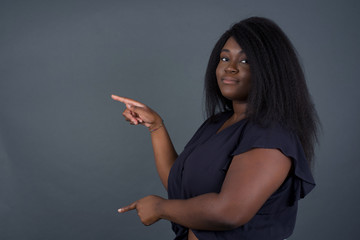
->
xmin=231 ymin=101 xmax=248 ymax=121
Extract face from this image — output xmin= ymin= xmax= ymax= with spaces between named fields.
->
xmin=216 ymin=37 xmax=251 ymax=102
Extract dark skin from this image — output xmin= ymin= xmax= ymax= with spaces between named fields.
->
xmin=112 ymin=37 xmax=291 ymax=240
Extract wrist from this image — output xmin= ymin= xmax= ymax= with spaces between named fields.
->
xmin=157 ymin=198 xmax=168 ymax=220
xmin=148 ymin=119 xmax=164 ymax=133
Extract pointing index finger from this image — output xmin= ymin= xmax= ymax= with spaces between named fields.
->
xmin=118 ymin=201 xmax=137 ymax=213
xmin=111 ymin=95 xmax=145 ymax=107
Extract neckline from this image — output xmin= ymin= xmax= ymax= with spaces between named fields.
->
xmin=215 ymin=112 xmax=247 ymax=135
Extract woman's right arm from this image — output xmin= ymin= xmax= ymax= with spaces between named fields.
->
xmin=111 ymin=95 xmax=178 ymax=190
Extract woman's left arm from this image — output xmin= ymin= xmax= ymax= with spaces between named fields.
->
xmin=119 ymin=148 xmax=291 ymax=230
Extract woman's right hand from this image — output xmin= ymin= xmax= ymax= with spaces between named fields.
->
xmin=111 ymin=95 xmax=163 ymax=130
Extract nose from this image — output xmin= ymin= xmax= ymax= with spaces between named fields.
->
xmin=224 ymin=61 xmax=239 ymax=74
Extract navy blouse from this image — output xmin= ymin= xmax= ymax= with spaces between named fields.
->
xmin=167 ymin=111 xmax=315 ymax=240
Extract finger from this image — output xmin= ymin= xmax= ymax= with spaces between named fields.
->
xmin=111 ymin=95 xmax=145 ymax=107
xmin=127 ymin=105 xmax=149 ymax=119
xmin=123 ymin=110 xmax=139 ymax=124
xmin=118 ymin=202 xmax=137 ymax=213
xmin=136 ymin=117 xmax=144 ymax=123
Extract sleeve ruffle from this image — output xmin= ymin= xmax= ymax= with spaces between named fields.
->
xmin=231 ymin=122 xmax=316 ymax=203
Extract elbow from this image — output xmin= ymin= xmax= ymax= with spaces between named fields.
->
xmin=218 ymin=216 xmax=253 ymax=231
xmin=214 ymin=206 xmax=255 ymax=230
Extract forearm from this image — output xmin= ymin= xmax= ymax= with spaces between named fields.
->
xmin=150 ymin=124 xmax=178 ymax=190
xmin=159 ymin=193 xmax=245 ymax=231
xmin=111 ymin=95 xmax=178 ymax=189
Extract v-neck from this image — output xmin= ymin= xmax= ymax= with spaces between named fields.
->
xmin=215 ymin=112 xmax=247 ymax=135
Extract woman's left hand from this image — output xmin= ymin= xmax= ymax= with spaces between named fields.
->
xmin=118 ymin=195 xmax=165 ymax=226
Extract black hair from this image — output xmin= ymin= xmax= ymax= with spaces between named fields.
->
xmin=204 ymin=17 xmax=320 ymax=164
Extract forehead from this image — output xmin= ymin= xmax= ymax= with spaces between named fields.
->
xmin=221 ymin=37 xmax=244 ymax=53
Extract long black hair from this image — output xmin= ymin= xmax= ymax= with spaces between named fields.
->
xmin=204 ymin=17 xmax=320 ymax=164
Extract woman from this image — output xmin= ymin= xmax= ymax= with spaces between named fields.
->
xmin=112 ymin=17 xmax=319 ymax=240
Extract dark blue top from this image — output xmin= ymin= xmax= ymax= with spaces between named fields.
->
xmin=167 ymin=111 xmax=315 ymax=240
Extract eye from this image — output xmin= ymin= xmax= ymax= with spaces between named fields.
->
xmin=240 ymin=59 xmax=248 ymax=64
xmin=220 ymin=57 xmax=229 ymax=62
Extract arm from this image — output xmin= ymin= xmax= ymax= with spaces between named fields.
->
xmin=149 ymin=124 xmax=178 ymax=190
xmin=111 ymin=95 xmax=177 ymax=190
xmin=119 ymin=148 xmax=291 ymax=230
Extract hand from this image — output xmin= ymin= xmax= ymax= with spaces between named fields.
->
xmin=111 ymin=95 xmax=162 ymax=129
xmin=118 ymin=195 xmax=165 ymax=226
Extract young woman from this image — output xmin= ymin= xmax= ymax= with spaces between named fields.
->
xmin=112 ymin=16 xmax=319 ymax=240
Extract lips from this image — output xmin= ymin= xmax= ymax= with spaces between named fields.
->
xmin=221 ymin=77 xmax=239 ymax=84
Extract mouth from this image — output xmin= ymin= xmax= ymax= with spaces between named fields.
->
xmin=221 ymin=77 xmax=239 ymax=85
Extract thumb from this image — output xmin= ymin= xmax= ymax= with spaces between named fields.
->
xmin=127 ymin=104 xmax=148 ymax=117
xmin=118 ymin=201 xmax=137 ymax=213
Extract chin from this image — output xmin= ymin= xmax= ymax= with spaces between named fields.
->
xmin=220 ymin=90 xmax=244 ymax=101
xmin=221 ymin=94 xmax=248 ymax=103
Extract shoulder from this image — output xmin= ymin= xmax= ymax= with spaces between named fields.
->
xmin=234 ymin=120 xmax=302 ymax=159
xmin=242 ymin=121 xmax=297 ymax=145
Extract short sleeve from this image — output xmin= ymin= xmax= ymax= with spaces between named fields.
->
xmin=232 ymin=122 xmax=316 ymax=202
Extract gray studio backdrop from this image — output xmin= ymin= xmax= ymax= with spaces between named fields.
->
xmin=1 ymin=0 xmax=359 ymax=239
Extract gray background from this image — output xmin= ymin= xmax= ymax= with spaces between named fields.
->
xmin=1 ymin=0 xmax=359 ymax=239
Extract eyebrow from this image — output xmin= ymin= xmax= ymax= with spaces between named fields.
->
xmin=221 ymin=49 xmax=245 ymax=54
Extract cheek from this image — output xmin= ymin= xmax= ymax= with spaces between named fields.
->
xmin=243 ymin=74 xmax=251 ymax=84
xmin=239 ymin=69 xmax=251 ymax=85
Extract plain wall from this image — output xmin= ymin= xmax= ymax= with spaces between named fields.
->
xmin=1 ymin=0 xmax=359 ymax=239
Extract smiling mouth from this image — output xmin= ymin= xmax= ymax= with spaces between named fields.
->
xmin=222 ymin=77 xmax=239 ymax=84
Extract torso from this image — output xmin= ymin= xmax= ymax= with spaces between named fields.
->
xmin=216 ymin=113 xmax=246 ymax=134
xmin=167 ymin=112 xmax=315 ymax=239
